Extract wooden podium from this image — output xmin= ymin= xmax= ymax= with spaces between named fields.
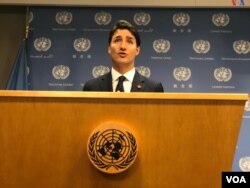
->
xmin=0 ymin=91 xmax=248 ymax=188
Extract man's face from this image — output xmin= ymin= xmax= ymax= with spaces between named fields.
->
xmin=108 ymin=29 xmax=140 ymax=68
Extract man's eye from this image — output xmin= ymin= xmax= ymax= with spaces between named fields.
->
xmin=113 ymin=38 xmax=121 ymax=43
xmin=127 ymin=40 xmax=134 ymax=44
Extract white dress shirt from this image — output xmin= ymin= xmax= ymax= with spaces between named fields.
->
xmin=111 ymin=68 xmax=136 ymax=92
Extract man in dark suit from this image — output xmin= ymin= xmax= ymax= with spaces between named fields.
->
xmin=83 ymin=20 xmax=164 ymax=92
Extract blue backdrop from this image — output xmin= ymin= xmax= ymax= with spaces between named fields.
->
xmin=14 ymin=6 xmax=250 ymax=171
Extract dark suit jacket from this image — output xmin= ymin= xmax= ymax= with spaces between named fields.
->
xmin=83 ymin=71 xmax=164 ymax=92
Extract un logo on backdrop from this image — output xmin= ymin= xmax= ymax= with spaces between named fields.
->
xmin=153 ymin=39 xmax=171 ymax=53
xmin=214 ymin=67 xmax=232 ymax=82
xmin=233 ymin=40 xmax=250 ymax=54
xmin=95 ymin=12 xmax=112 ymax=25
xmin=34 ymin=37 xmax=51 ymax=52
xmin=133 ymin=12 xmax=151 ymax=26
xmin=92 ymin=65 xmax=110 ymax=78
xmin=52 ymin=65 xmax=70 ymax=80
xmin=245 ymin=100 xmax=250 ymax=111
xmin=55 ymin=11 xmax=73 ymax=25
xmin=239 ymin=156 xmax=250 ymax=172
xmin=172 ymin=12 xmax=190 ymax=26
xmin=193 ymin=40 xmax=210 ymax=54
xmin=173 ymin=67 xmax=191 ymax=81
xmin=73 ymin=38 xmax=91 ymax=52
xmin=136 ymin=66 xmax=151 ymax=78
xmin=212 ymin=13 xmax=230 ymax=27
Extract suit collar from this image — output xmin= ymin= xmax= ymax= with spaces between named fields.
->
xmin=100 ymin=72 xmax=113 ymax=91
xmin=131 ymin=71 xmax=145 ymax=92
xmin=101 ymin=71 xmax=145 ymax=92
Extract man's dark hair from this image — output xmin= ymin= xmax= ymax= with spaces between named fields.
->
xmin=108 ymin=20 xmax=141 ymax=47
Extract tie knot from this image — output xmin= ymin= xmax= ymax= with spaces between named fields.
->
xmin=118 ymin=75 xmax=126 ymax=82
xmin=116 ymin=76 xmax=126 ymax=92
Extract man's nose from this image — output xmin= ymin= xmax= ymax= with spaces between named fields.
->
xmin=120 ymin=41 xmax=127 ymax=49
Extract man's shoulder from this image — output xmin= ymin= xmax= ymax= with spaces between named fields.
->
xmin=85 ymin=72 xmax=110 ymax=83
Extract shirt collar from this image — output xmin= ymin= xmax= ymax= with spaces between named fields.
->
xmin=111 ymin=67 xmax=135 ymax=83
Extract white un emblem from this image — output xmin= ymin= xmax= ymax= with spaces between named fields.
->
xmin=173 ymin=67 xmax=191 ymax=81
xmin=52 ymin=65 xmax=70 ymax=80
xmin=133 ymin=12 xmax=151 ymax=26
xmin=172 ymin=12 xmax=190 ymax=26
xmin=94 ymin=12 xmax=112 ymax=25
xmin=92 ymin=65 xmax=110 ymax=78
xmin=136 ymin=66 xmax=151 ymax=78
xmin=153 ymin=39 xmax=171 ymax=53
xmin=87 ymin=122 xmax=138 ymax=174
xmin=193 ymin=40 xmax=210 ymax=54
xmin=245 ymin=100 xmax=250 ymax=111
xmin=34 ymin=37 xmax=51 ymax=52
xmin=214 ymin=67 xmax=232 ymax=82
xmin=55 ymin=11 xmax=73 ymax=25
xmin=233 ymin=40 xmax=250 ymax=54
xmin=239 ymin=156 xmax=250 ymax=172
xmin=73 ymin=38 xmax=91 ymax=52
xmin=212 ymin=13 xmax=230 ymax=27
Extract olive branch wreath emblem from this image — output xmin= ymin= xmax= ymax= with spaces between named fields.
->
xmin=88 ymin=131 xmax=137 ymax=171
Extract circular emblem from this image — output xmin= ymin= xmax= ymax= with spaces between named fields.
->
xmin=73 ymin=38 xmax=91 ymax=52
xmin=55 ymin=11 xmax=73 ymax=25
xmin=87 ymin=122 xmax=138 ymax=174
xmin=173 ymin=67 xmax=191 ymax=81
xmin=212 ymin=13 xmax=230 ymax=27
xmin=214 ymin=67 xmax=232 ymax=82
xmin=239 ymin=156 xmax=250 ymax=172
xmin=94 ymin=12 xmax=112 ymax=25
xmin=133 ymin=12 xmax=151 ymax=26
xmin=153 ymin=39 xmax=171 ymax=53
xmin=245 ymin=100 xmax=250 ymax=111
xmin=233 ymin=40 xmax=250 ymax=54
xmin=34 ymin=37 xmax=51 ymax=52
xmin=193 ymin=40 xmax=210 ymax=54
xmin=52 ymin=65 xmax=70 ymax=80
xmin=136 ymin=66 xmax=151 ymax=78
xmin=172 ymin=12 xmax=190 ymax=26
xmin=92 ymin=65 xmax=110 ymax=78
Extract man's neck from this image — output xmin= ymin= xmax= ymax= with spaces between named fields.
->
xmin=112 ymin=64 xmax=134 ymax=75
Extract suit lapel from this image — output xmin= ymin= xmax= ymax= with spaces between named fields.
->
xmin=131 ymin=71 xmax=145 ymax=92
xmin=100 ymin=72 xmax=113 ymax=91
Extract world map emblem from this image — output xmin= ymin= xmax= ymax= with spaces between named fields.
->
xmin=245 ymin=100 xmax=250 ymax=112
xmin=193 ymin=40 xmax=210 ymax=54
xmin=34 ymin=37 xmax=51 ymax=52
xmin=153 ymin=39 xmax=171 ymax=53
xmin=87 ymin=122 xmax=138 ymax=174
xmin=92 ymin=65 xmax=110 ymax=78
xmin=55 ymin=11 xmax=73 ymax=25
xmin=239 ymin=156 xmax=250 ymax=172
xmin=233 ymin=40 xmax=250 ymax=54
xmin=136 ymin=66 xmax=151 ymax=78
xmin=133 ymin=12 xmax=151 ymax=26
xmin=52 ymin=65 xmax=70 ymax=80
xmin=73 ymin=38 xmax=91 ymax=52
xmin=172 ymin=12 xmax=190 ymax=26
xmin=212 ymin=13 xmax=230 ymax=27
xmin=94 ymin=12 xmax=112 ymax=25
xmin=214 ymin=67 xmax=232 ymax=82
xmin=173 ymin=67 xmax=191 ymax=81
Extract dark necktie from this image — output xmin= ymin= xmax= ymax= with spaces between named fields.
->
xmin=115 ymin=76 xmax=126 ymax=92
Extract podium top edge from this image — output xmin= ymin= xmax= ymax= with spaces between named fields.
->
xmin=0 ymin=90 xmax=248 ymax=101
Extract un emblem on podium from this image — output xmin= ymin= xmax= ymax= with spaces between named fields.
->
xmin=87 ymin=122 xmax=138 ymax=174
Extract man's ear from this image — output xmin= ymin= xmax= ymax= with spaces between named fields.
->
xmin=136 ymin=46 xmax=140 ymax=56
